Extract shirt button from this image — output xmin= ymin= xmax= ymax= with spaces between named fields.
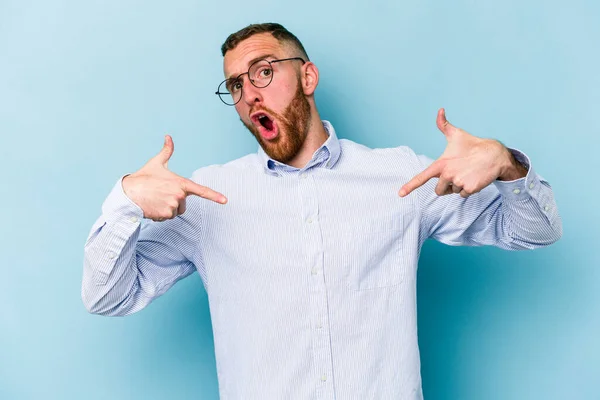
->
xmin=107 ymin=251 xmax=116 ymax=259
xmin=307 ymin=217 xmax=313 ymax=224
xmin=129 ymin=216 xmax=139 ymax=223
xmin=529 ymin=182 xmax=535 ymax=189
xmin=321 ymin=374 xmax=327 ymax=382
xmin=316 ymin=321 xmax=323 ymax=329
xmin=513 ymin=188 xmax=521 ymax=194
xmin=311 ymin=267 xmax=318 ymax=275
xmin=544 ymin=205 xmax=550 ymax=212
xmin=300 ymin=173 xmax=307 ymax=179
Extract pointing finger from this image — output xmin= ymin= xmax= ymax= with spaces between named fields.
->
xmin=399 ymin=161 xmax=442 ymax=197
xmin=181 ymin=178 xmax=228 ymax=204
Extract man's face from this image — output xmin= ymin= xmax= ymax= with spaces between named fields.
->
xmin=223 ymin=33 xmax=311 ymax=164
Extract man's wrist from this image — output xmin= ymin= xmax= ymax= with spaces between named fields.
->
xmin=121 ymin=174 xmax=135 ymax=197
xmin=498 ymin=147 xmax=528 ymax=181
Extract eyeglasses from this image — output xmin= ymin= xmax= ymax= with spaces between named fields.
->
xmin=216 ymin=57 xmax=306 ymax=106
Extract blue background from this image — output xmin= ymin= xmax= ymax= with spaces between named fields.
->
xmin=1 ymin=1 xmax=598 ymax=399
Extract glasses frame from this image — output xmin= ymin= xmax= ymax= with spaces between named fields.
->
xmin=215 ymin=57 xmax=306 ymax=106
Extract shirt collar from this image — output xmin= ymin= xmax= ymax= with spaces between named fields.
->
xmin=257 ymin=120 xmax=341 ymax=176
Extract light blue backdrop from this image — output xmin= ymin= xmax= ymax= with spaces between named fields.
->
xmin=1 ymin=1 xmax=598 ymax=399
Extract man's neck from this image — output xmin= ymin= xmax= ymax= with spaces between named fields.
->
xmin=286 ymin=113 xmax=329 ymax=169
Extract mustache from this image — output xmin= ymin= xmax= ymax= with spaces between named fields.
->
xmin=249 ymin=106 xmax=281 ymax=121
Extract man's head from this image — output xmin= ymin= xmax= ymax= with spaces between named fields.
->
xmin=220 ymin=23 xmax=320 ymax=164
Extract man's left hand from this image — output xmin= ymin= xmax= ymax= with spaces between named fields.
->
xmin=399 ymin=108 xmax=528 ymax=198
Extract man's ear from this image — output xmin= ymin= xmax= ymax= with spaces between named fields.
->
xmin=301 ymin=61 xmax=319 ymax=96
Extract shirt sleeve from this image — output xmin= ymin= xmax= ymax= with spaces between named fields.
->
xmin=410 ymin=148 xmax=562 ymax=250
xmin=81 ymin=174 xmax=202 ymax=316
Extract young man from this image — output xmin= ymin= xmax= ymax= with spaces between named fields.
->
xmin=82 ymin=23 xmax=562 ymax=399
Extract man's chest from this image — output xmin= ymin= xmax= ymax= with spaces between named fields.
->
xmin=199 ymin=170 xmax=420 ymax=293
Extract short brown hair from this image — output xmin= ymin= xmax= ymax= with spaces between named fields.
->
xmin=221 ymin=23 xmax=309 ymax=60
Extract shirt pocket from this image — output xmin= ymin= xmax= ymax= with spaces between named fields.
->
xmin=338 ymin=215 xmax=408 ymax=291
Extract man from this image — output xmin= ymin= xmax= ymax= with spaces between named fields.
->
xmin=82 ymin=23 xmax=562 ymax=399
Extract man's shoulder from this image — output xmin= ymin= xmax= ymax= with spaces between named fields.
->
xmin=339 ymin=138 xmax=417 ymax=162
xmin=190 ymin=153 xmax=260 ymax=181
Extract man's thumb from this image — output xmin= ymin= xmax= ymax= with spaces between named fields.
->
xmin=436 ymin=108 xmax=457 ymax=140
xmin=157 ymin=134 xmax=174 ymax=167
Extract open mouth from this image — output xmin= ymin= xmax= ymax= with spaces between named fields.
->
xmin=258 ymin=114 xmax=274 ymax=131
xmin=251 ymin=112 xmax=279 ymax=140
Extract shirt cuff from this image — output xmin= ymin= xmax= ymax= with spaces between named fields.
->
xmin=101 ymin=174 xmax=145 ymax=222
xmin=492 ymin=148 xmax=543 ymax=201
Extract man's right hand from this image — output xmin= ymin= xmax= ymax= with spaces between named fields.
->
xmin=122 ymin=135 xmax=227 ymax=222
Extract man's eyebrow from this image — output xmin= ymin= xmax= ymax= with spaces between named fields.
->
xmin=226 ymin=53 xmax=276 ymax=81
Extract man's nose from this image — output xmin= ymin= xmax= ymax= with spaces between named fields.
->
xmin=241 ymin=78 xmax=263 ymax=105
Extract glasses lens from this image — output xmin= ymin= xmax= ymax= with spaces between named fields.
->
xmin=217 ymin=79 xmax=241 ymax=105
xmin=249 ymin=59 xmax=273 ymax=88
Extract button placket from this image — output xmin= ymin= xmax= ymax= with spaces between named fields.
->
xmin=298 ymin=172 xmax=334 ymax=396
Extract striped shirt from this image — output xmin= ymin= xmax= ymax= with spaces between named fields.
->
xmin=82 ymin=120 xmax=562 ymax=399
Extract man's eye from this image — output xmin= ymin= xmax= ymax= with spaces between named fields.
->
xmin=231 ymin=81 xmax=242 ymax=92
xmin=260 ymin=67 xmax=272 ymax=78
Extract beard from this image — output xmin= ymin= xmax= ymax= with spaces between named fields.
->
xmin=241 ymin=80 xmax=311 ymax=164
